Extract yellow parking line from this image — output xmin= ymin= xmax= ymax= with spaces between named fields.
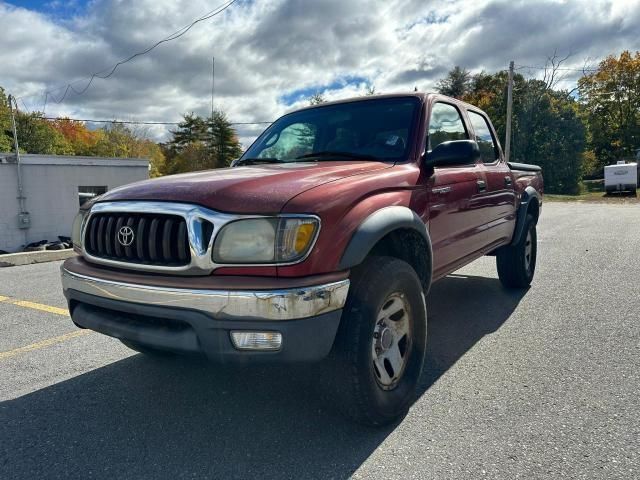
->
xmin=0 ymin=295 xmax=69 ymax=316
xmin=0 ymin=295 xmax=88 ymax=360
xmin=10 ymin=300 xmax=69 ymax=316
xmin=0 ymin=330 xmax=90 ymax=360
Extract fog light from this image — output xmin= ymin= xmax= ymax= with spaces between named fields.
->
xmin=230 ymin=331 xmax=282 ymax=351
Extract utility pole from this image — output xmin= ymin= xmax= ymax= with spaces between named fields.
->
xmin=505 ymin=60 xmax=514 ymax=163
xmin=7 ymin=94 xmax=30 ymax=231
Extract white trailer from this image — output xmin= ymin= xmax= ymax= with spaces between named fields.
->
xmin=604 ymin=161 xmax=638 ymax=193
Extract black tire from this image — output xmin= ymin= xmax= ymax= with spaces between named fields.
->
xmin=120 ymin=340 xmax=175 ymax=357
xmin=329 ymin=256 xmax=427 ymax=426
xmin=497 ymin=214 xmax=537 ymax=288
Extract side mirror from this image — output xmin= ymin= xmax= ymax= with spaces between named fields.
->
xmin=424 ymin=140 xmax=480 ymax=168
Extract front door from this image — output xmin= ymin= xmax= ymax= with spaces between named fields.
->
xmin=467 ymin=110 xmax=517 ymax=249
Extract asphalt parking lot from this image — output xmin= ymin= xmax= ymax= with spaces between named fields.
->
xmin=0 ymin=202 xmax=638 ymax=479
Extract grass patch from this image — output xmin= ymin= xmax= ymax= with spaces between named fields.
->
xmin=545 ymin=180 xmax=639 ymax=203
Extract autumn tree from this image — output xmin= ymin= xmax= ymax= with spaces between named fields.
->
xmin=89 ymin=123 xmax=166 ymax=177
xmin=578 ymin=50 xmax=640 ymax=173
xmin=50 ymin=118 xmax=101 ymax=155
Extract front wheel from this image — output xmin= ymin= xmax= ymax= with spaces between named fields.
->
xmin=497 ymin=214 xmax=537 ymax=288
xmin=330 ymin=256 xmax=427 ymax=426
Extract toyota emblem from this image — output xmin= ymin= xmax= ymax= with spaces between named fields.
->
xmin=117 ymin=226 xmax=135 ymax=246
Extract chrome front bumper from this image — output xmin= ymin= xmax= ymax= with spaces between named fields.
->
xmin=61 ymin=268 xmax=350 ymax=321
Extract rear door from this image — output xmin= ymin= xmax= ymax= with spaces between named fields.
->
xmin=426 ymin=101 xmax=486 ymax=278
xmin=466 ymin=109 xmax=517 ymax=248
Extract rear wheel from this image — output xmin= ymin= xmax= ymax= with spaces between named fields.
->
xmin=330 ymin=256 xmax=427 ymax=426
xmin=497 ymin=214 xmax=537 ymax=288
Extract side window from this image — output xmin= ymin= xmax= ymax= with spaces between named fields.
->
xmin=428 ymin=102 xmax=468 ymax=151
xmin=258 ymin=122 xmax=317 ymax=160
xmin=468 ymin=111 xmax=499 ymax=163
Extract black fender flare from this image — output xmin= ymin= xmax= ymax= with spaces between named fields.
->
xmin=338 ymin=206 xmax=433 ymax=285
xmin=511 ymin=186 xmax=541 ymax=246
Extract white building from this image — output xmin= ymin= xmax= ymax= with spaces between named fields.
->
xmin=0 ymin=154 xmax=149 ymax=252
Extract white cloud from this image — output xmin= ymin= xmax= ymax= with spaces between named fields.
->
xmin=1 ymin=0 xmax=639 ymax=146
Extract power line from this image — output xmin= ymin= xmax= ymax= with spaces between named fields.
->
xmin=515 ymin=64 xmax=599 ymax=72
xmin=18 ymin=0 xmax=239 ymax=106
xmin=40 ymin=116 xmax=272 ymax=126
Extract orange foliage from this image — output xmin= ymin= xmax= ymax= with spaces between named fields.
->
xmin=49 ymin=118 xmax=102 ymax=154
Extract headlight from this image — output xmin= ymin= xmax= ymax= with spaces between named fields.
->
xmin=213 ymin=216 xmax=319 ymax=264
xmin=71 ymin=210 xmax=88 ymax=250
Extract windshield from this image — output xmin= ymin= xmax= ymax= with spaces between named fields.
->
xmin=242 ymin=97 xmax=420 ymax=163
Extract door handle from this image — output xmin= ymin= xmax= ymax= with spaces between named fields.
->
xmin=477 ymin=180 xmax=487 ymax=192
xmin=504 ymin=176 xmax=513 ymax=187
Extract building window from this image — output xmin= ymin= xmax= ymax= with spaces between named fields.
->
xmin=78 ymin=186 xmax=107 ymax=207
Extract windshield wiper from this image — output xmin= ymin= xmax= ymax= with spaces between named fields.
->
xmin=234 ymin=157 xmax=286 ymax=166
xmin=295 ymin=151 xmax=380 ymax=161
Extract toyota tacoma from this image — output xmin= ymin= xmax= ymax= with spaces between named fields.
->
xmin=61 ymin=93 xmax=543 ymax=425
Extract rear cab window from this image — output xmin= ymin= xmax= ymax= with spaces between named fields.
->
xmin=467 ymin=110 xmax=499 ymax=163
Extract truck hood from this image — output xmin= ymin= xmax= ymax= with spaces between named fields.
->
xmin=96 ymin=161 xmax=392 ymax=213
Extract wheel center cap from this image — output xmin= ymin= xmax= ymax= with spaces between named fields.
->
xmin=380 ymin=327 xmax=394 ymax=350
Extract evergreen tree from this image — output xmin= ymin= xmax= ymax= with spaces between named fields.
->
xmin=207 ymin=110 xmax=243 ymax=168
xmin=170 ymin=113 xmax=208 ymax=151
xmin=165 ymin=110 xmax=242 ymax=173
xmin=436 ymin=66 xmax=472 ymax=99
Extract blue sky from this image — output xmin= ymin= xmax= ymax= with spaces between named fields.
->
xmin=279 ymin=76 xmax=369 ymax=106
xmin=6 ymin=0 xmax=87 ymax=17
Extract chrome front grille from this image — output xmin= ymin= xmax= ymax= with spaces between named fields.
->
xmin=79 ymin=201 xmax=318 ymax=276
xmin=84 ymin=212 xmax=196 ymax=266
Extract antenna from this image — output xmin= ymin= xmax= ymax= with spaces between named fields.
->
xmin=211 ymin=56 xmax=215 ymax=118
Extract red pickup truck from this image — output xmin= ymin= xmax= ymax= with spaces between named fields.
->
xmin=61 ymin=93 xmax=542 ymax=425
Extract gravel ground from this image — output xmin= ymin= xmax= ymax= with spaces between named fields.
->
xmin=0 ymin=202 xmax=638 ymax=479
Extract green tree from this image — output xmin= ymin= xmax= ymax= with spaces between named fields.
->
xmin=165 ymin=142 xmax=208 ymax=174
xmin=461 ymin=71 xmax=586 ymax=194
xmin=15 ymin=112 xmax=73 ymax=154
xmin=166 ymin=110 xmax=243 ymax=173
xmin=170 ymin=113 xmax=208 ymax=151
xmin=436 ymin=66 xmax=472 ymax=99
xmin=0 ymin=87 xmax=13 ymax=152
xmin=207 ymin=110 xmax=243 ymax=168
xmin=578 ymin=50 xmax=640 ymax=173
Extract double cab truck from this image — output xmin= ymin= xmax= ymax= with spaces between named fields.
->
xmin=61 ymin=93 xmax=543 ymax=425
